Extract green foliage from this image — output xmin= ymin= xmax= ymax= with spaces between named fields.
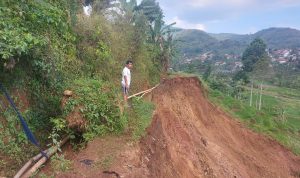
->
xmin=0 ymin=0 xmax=75 ymax=62
xmin=241 ymin=38 xmax=267 ymax=73
xmin=0 ymin=0 xmax=166 ymax=175
xmin=0 ymin=4 xmax=45 ymax=59
xmin=233 ymin=38 xmax=271 ymax=83
xmin=48 ymin=117 xmax=73 ymax=152
xmin=0 ymin=108 xmax=37 ymax=156
xmin=203 ymin=65 xmax=212 ymax=81
xmin=135 ymin=0 xmax=175 ymax=72
xmin=138 ymin=0 xmax=163 ymax=24
xmin=254 ymin=27 xmax=300 ymax=49
xmin=0 ymin=81 xmax=59 ymax=176
xmin=232 ymin=70 xmax=247 ymax=82
xmin=51 ymin=154 xmax=72 ymax=172
xmin=0 ymin=109 xmax=26 ymax=160
xmin=100 ymin=154 xmax=114 ymax=169
xmin=0 ymin=107 xmax=38 ymax=177
xmin=69 ymin=0 xmax=78 ymax=26
xmin=130 ymin=98 xmax=155 ymax=140
xmin=271 ymin=63 xmax=300 ymax=89
xmin=0 ymin=4 xmax=77 ymax=166
xmin=64 ymin=79 xmax=125 ymax=141
xmin=93 ymin=0 xmax=116 ymax=12
xmin=175 ymin=29 xmax=220 ymax=57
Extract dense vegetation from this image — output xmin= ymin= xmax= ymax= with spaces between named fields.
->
xmin=174 ymin=29 xmax=221 ymax=55
xmin=0 ymin=0 xmax=173 ymax=176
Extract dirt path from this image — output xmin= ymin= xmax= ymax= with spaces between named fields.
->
xmin=45 ymin=77 xmax=300 ymax=178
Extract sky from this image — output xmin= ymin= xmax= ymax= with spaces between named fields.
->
xmin=137 ymin=0 xmax=300 ymax=34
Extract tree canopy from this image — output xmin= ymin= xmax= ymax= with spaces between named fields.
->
xmin=241 ymin=38 xmax=267 ymax=73
xmin=234 ymin=38 xmax=271 ymax=82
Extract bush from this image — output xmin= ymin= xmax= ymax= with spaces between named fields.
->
xmin=64 ymin=78 xmax=125 ymax=141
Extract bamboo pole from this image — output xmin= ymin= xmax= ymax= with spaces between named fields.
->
xmin=14 ymin=149 xmax=49 ymax=178
xmin=128 ymin=84 xmax=159 ymax=99
xmin=137 ymin=89 xmax=153 ymax=100
xmin=19 ymin=136 xmax=70 ymax=178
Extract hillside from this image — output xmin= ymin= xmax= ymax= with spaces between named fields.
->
xmin=41 ymin=77 xmax=300 ymax=177
xmin=208 ymin=33 xmax=245 ymax=41
xmin=2 ymin=1 xmax=300 ymax=177
xmin=175 ymin=29 xmax=219 ymax=55
xmin=175 ymin=27 xmax=300 ymax=57
xmin=253 ymin=27 xmax=300 ymax=49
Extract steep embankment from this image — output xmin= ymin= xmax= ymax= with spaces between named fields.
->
xmin=51 ymin=77 xmax=300 ymax=178
xmin=142 ymin=77 xmax=300 ymax=178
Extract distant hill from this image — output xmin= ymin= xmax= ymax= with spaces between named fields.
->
xmin=253 ymin=27 xmax=300 ymax=49
xmin=175 ymin=29 xmax=219 ymax=55
xmin=208 ymin=33 xmax=244 ymax=41
xmin=175 ymin=27 xmax=300 ymax=58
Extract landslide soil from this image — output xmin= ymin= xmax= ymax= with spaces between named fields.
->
xmin=44 ymin=77 xmax=300 ymax=178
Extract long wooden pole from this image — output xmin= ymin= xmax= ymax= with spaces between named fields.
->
xmin=19 ymin=136 xmax=69 ymax=178
xmin=14 ymin=149 xmax=50 ymax=178
xmin=128 ymin=84 xmax=159 ymax=99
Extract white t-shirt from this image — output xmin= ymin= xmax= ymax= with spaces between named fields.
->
xmin=121 ymin=67 xmax=131 ymax=86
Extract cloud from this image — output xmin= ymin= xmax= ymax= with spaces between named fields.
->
xmin=168 ymin=16 xmax=206 ymax=30
xmin=276 ymin=0 xmax=300 ymax=5
xmin=157 ymin=0 xmax=300 ymax=33
xmin=177 ymin=0 xmax=300 ymax=9
xmin=159 ymin=0 xmax=300 ymax=14
xmin=185 ymin=0 xmax=253 ymax=8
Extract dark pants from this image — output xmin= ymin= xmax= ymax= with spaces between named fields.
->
xmin=122 ymin=84 xmax=129 ymax=95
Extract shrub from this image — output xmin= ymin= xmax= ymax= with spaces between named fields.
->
xmin=64 ymin=78 xmax=125 ymax=141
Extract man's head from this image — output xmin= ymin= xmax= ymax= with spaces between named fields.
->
xmin=126 ymin=60 xmax=133 ymax=69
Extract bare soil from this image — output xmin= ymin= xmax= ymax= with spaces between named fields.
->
xmin=42 ymin=77 xmax=300 ymax=178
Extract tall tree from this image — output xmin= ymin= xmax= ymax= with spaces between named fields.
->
xmin=203 ymin=64 xmax=212 ymax=81
xmin=135 ymin=0 xmax=176 ymax=72
xmin=242 ymin=38 xmax=268 ymax=73
xmin=234 ymin=38 xmax=269 ymax=82
xmin=234 ymin=38 xmax=273 ymax=110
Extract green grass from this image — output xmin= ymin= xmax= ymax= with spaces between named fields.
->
xmin=126 ymin=98 xmax=155 ymax=140
xmin=168 ymin=71 xmax=198 ymax=78
xmin=264 ymin=85 xmax=300 ymax=99
xmin=100 ymin=154 xmax=114 ymax=170
xmin=50 ymin=154 xmax=72 ymax=172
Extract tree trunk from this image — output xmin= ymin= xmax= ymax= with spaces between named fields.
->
xmin=255 ymin=91 xmax=258 ymax=110
xmin=258 ymin=83 xmax=263 ymax=110
xmin=250 ymin=82 xmax=253 ymax=107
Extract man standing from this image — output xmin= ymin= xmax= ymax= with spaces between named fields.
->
xmin=121 ymin=60 xmax=133 ymax=104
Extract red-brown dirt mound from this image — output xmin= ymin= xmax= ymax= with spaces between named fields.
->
xmin=44 ymin=77 xmax=300 ymax=178
xmin=142 ymin=77 xmax=300 ymax=178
